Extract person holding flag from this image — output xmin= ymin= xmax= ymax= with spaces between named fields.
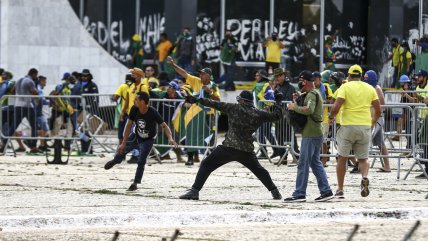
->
xmin=167 ymin=56 xmax=220 ymax=164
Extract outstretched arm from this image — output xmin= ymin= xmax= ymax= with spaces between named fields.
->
xmin=259 ymin=103 xmax=284 ymax=122
xmin=166 ymin=56 xmax=188 ymax=79
xmin=197 ymin=98 xmax=234 ymax=114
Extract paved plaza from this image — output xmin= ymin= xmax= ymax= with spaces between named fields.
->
xmin=0 ymin=146 xmax=427 ymax=240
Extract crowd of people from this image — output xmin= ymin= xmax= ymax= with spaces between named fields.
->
xmin=1 ymin=30 xmax=428 ymax=202
xmin=0 ymin=68 xmax=99 ymax=154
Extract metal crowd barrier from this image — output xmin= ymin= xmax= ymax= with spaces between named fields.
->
xmin=81 ymin=94 xmax=118 ymax=153
xmin=256 ymin=97 xmax=428 ymax=179
xmin=384 ymin=90 xmax=428 ymax=106
xmin=151 ymin=98 xmax=219 ymax=159
xmin=404 ymin=106 xmax=428 ymax=180
xmin=0 ymin=94 xmax=85 ymax=157
xmin=256 ymin=100 xmax=297 ymax=166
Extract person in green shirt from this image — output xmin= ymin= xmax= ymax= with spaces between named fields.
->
xmin=253 ymin=69 xmax=280 ymax=159
xmin=283 ymin=71 xmax=333 ymax=203
xmin=220 ymin=30 xmax=238 ymax=91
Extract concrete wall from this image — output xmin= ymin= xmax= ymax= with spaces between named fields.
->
xmin=0 ymin=0 xmax=128 ymax=94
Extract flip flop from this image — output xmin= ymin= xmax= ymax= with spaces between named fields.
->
xmin=376 ymin=168 xmax=391 ymax=173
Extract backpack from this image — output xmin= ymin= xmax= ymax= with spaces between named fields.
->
xmin=286 ymin=91 xmax=321 ymax=134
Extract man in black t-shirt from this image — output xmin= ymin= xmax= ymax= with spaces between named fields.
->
xmin=104 ymin=92 xmax=177 ymax=191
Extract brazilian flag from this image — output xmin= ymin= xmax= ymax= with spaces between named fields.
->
xmin=156 ymin=100 xmax=185 ymax=157
xmin=184 ymin=103 xmax=213 ymax=152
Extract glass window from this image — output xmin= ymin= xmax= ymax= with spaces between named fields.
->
xmin=82 ymin=0 xmax=108 ymax=49
xmin=138 ymin=0 xmax=165 ymax=60
xmin=110 ymin=0 xmax=136 ymax=65
xmin=276 ymin=0 xmax=320 ymax=76
xmin=196 ymin=0 xmax=221 ymax=77
xmin=225 ymin=0 xmax=270 ymax=82
xmin=325 ymin=0 xmax=368 ymax=66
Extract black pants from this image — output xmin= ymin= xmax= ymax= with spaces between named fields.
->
xmin=265 ymin=61 xmax=279 ymax=72
xmin=191 ymin=145 xmax=277 ymax=191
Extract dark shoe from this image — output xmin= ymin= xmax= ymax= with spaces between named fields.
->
xmin=360 ymin=178 xmax=370 ymax=197
xmin=179 ymin=188 xmax=199 ymax=200
xmin=350 ymin=166 xmax=360 ymax=174
xmin=284 ymin=196 xmax=306 ymax=203
xmin=335 ymin=190 xmax=345 ymax=199
xmin=127 ymin=183 xmax=137 ymax=191
xmin=185 ymin=160 xmax=194 ymax=166
xmin=127 ymin=156 xmax=138 ymax=164
xmin=104 ymin=159 xmax=120 ymax=170
xmin=415 ymin=172 xmax=428 ymax=179
xmin=160 ymin=154 xmax=172 ymax=160
xmin=271 ymin=188 xmax=282 ymax=200
xmin=30 ymin=148 xmax=42 ymax=153
xmin=15 ymin=147 xmax=26 ymax=152
xmin=315 ymin=191 xmax=334 ymax=202
xmin=0 ymin=144 xmax=5 ymax=153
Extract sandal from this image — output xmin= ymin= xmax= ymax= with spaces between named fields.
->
xmin=376 ymin=168 xmax=391 ymax=173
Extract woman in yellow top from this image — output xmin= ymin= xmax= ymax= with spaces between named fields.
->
xmin=399 ymin=42 xmax=413 ymax=78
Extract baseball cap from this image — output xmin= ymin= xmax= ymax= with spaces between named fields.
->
xmin=168 ymin=81 xmax=180 ymax=90
xmin=312 ymin=71 xmax=321 ymax=79
xmin=399 ymin=75 xmax=411 ymax=83
xmin=299 ymin=70 xmax=314 ymax=81
xmin=62 ymin=72 xmax=70 ymax=80
xmin=200 ymin=68 xmax=212 ymax=76
xmin=348 ymin=65 xmax=363 ymax=75
xmin=416 ymin=69 xmax=428 ymax=77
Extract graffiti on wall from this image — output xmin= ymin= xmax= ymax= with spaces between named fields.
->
xmin=82 ymin=13 xmax=165 ymax=64
xmin=195 ymin=15 xmax=221 ymax=63
xmin=196 ymin=17 xmax=367 ymax=69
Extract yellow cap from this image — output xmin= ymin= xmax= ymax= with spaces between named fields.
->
xmin=348 ymin=64 xmax=362 ymax=75
xmin=132 ymin=34 xmax=141 ymax=41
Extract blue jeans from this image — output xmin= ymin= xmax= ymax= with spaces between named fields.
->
xmin=292 ymin=136 xmax=331 ymax=197
xmin=113 ymin=134 xmax=154 ymax=184
xmin=223 ymin=63 xmax=235 ymax=90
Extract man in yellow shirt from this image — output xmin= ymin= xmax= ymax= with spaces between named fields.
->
xmin=415 ymin=70 xmax=428 ymax=101
xmin=264 ymin=32 xmax=285 ymax=72
xmin=167 ymin=56 xmax=220 ymax=163
xmin=113 ymin=74 xmax=133 ymax=145
xmin=154 ymin=33 xmax=173 ymax=71
xmin=167 ymin=56 xmax=220 ymax=101
xmin=329 ymin=64 xmax=381 ymax=198
xmin=390 ymin=38 xmax=403 ymax=88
